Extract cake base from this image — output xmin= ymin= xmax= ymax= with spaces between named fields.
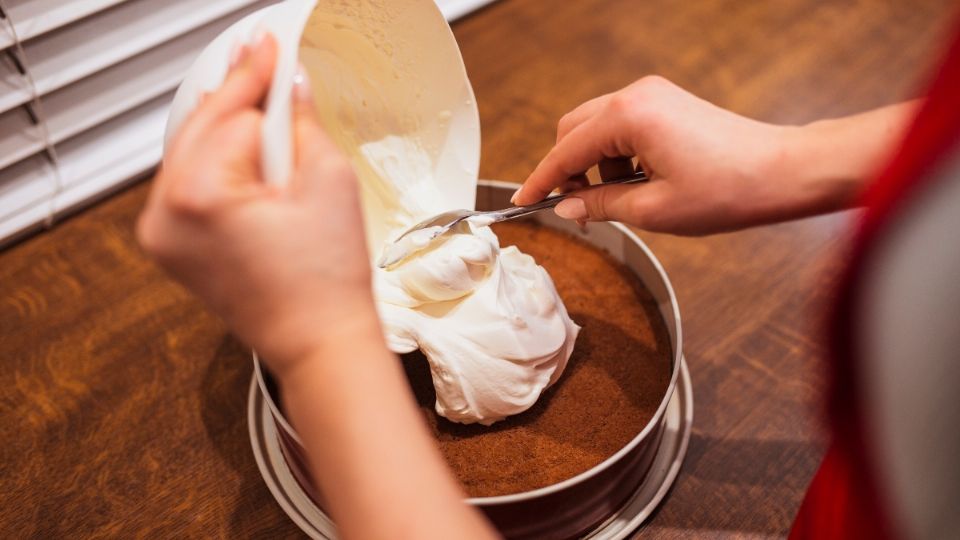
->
xmin=247 ymin=357 xmax=692 ymax=540
xmin=405 ymin=220 xmax=674 ymax=497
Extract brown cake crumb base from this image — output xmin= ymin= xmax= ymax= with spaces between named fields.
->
xmin=401 ymin=221 xmax=672 ymax=497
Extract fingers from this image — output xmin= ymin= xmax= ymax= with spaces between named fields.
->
xmin=553 ymin=181 xmax=668 ymax=226
xmin=201 ymin=32 xmax=278 ymax=121
xmin=156 ymin=33 xmax=278 ymax=213
xmin=509 ymin=93 xmax=614 ymax=205
xmin=516 ymin=111 xmax=633 ymax=205
xmin=171 ymin=32 xmax=278 ymax=155
xmin=290 ymin=66 xmax=357 ymax=196
xmin=555 ymin=93 xmax=612 ymax=142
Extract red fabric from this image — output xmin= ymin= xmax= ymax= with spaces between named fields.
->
xmin=789 ymin=16 xmax=960 ymax=540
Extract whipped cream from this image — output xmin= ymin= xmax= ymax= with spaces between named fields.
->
xmin=295 ymin=2 xmax=579 ymax=424
xmin=365 ymin=139 xmax=581 ymax=425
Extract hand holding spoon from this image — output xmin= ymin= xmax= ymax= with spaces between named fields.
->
xmin=377 ymin=168 xmax=648 ymax=268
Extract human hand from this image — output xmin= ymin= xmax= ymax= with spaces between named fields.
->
xmin=513 ymin=76 xmax=857 ymax=235
xmin=138 ymin=34 xmax=377 ymax=375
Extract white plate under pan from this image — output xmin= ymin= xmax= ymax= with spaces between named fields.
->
xmin=247 ymin=357 xmax=692 ymax=539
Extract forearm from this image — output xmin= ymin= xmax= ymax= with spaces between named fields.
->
xmin=766 ymin=101 xmax=921 ymax=220
xmin=277 ymin=310 xmax=497 ymax=540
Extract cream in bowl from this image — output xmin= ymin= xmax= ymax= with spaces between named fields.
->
xmin=167 ymin=0 xmax=578 ymax=426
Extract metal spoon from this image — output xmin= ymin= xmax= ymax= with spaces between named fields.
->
xmin=377 ymin=170 xmax=648 ymax=268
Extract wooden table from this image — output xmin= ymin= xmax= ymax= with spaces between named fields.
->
xmin=2 ymin=0 xmax=954 ymax=537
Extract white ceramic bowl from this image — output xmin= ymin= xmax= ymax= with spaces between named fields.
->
xmin=166 ymin=0 xmax=480 ymax=208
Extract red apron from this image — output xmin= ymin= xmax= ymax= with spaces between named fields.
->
xmin=789 ymin=18 xmax=960 ymax=540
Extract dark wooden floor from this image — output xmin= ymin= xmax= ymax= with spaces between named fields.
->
xmin=1 ymin=0 xmax=955 ymax=538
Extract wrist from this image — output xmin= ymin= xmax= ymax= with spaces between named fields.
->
xmin=776 ymin=103 xmax=919 ymax=217
xmin=252 ymin=292 xmax=386 ymax=380
xmin=796 ymin=118 xmax=870 ymax=205
xmin=760 ymin=121 xmax=867 ymax=220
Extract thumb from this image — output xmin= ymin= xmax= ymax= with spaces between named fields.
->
xmin=553 ymin=182 xmax=665 ymax=225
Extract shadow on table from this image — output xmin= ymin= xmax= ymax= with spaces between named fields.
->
xmin=200 ymin=334 xmax=302 ymax=538
xmin=642 ymin=432 xmax=825 ymax=537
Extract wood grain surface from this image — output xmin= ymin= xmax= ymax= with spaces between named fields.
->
xmin=1 ymin=0 xmax=955 ymax=538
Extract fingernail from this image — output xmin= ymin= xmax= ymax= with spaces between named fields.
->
xmin=228 ymin=39 xmax=246 ymax=68
xmin=555 ymin=198 xmax=588 ymax=220
xmin=510 ymin=187 xmax=522 ymax=205
xmin=293 ymin=64 xmax=312 ymax=102
xmin=252 ymin=24 xmax=269 ymax=48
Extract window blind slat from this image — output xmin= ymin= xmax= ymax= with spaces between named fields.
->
xmin=0 ymin=44 xmax=178 ymax=170
xmin=0 ymin=197 xmax=48 ymax=245
xmin=0 ymin=52 xmax=31 ymax=115
xmin=0 ymin=152 xmax=54 ymax=221
xmin=56 ymin=92 xmax=170 ymax=191
xmin=0 ymin=0 xmax=131 ymax=50
xmin=0 ymin=0 xmax=283 ymax=244
xmin=0 ymin=106 xmax=45 ymax=171
xmin=54 ymin=142 xmax=159 ymax=215
xmin=11 ymin=0 xmax=260 ymax=113
xmin=0 ymin=94 xmax=168 ymax=240
xmin=0 ymin=3 xmax=267 ymax=173
xmin=43 ymin=4 xmax=266 ymax=143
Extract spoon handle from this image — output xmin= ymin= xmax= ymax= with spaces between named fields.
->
xmin=495 ymin=170 xmax=648 ymax=222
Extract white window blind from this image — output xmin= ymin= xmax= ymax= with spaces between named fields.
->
xmin=0 ymin=0 xmax=494 ymax=246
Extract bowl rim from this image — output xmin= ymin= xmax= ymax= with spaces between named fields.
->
xmin=253 ymin=178 xmax=683 ymax=505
